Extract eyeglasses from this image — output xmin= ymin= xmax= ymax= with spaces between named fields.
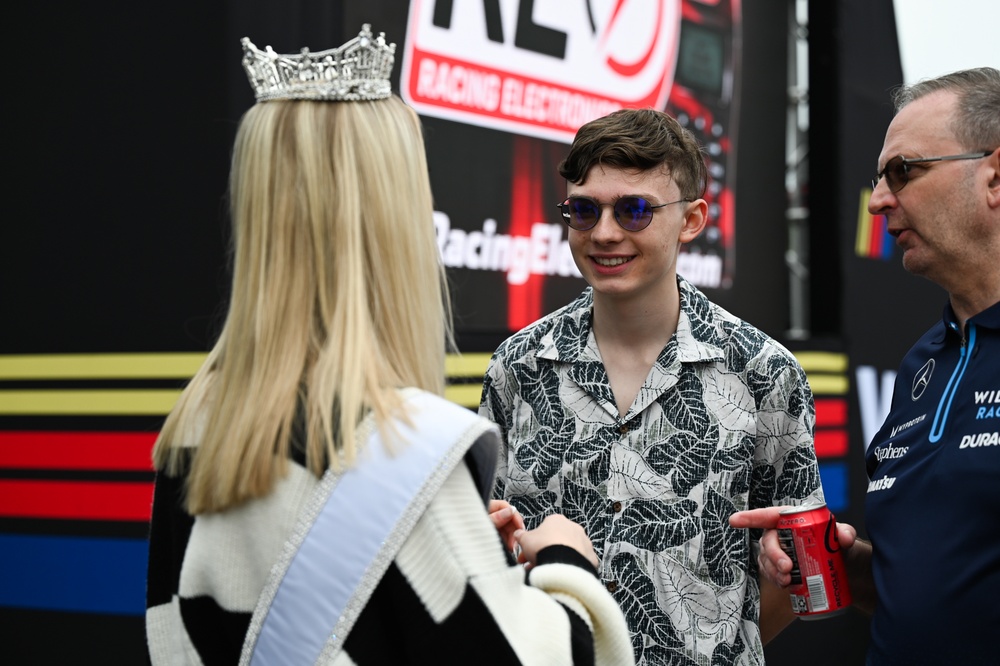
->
xmin=555 ymin=196 xmax=691 ymax=232
xmin=872 ymin=151 xmax=992 ymax=193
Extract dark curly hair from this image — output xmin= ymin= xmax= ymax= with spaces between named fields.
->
xmin=558 ymin=107 xmax=707 ymax=200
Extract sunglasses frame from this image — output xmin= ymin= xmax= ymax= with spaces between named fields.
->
xmin=555 ymin=196 xmax=691 ymax=232
xmin=872 ymin=151 xmax=993 ymax=193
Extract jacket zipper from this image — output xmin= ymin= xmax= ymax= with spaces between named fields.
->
xmin=929 ymin=323 xmax=976 ymax=443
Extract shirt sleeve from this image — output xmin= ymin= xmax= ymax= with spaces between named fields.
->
xmin=750 ymin=347 xmax=824 ymax=509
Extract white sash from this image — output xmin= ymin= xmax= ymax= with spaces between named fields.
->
xmin=240 ymin=390 xmax=495 ymax=665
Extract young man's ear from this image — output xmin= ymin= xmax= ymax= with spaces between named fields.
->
xmin=679 ymin=199 xmax=709 ymax=243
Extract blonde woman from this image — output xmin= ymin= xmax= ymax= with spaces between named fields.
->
xmin=144 ymin=26 xmax=634 ymax=666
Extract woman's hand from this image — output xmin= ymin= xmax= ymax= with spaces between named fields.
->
xmin=514 ymin=514 xmax=599 ymax=570
xmin=488 ymin=499 xmax=525 ymax=553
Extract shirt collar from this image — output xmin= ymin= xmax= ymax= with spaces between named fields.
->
xmin=941 ymin=298 xmax=1000 ymax=340
xmin=534 ymin=276 xmax=726 ymax=365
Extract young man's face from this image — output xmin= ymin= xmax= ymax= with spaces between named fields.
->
xmin=565 ymin=164 xmax=705 ymax=304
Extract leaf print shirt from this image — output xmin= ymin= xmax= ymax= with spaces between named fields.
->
xmin=479 ymin=276 xmax=824 ymax=666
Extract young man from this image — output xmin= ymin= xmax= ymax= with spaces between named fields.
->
xmin=731 ymin=67 xmax=1000 ymax=664
xmin=481 ymin=108 xmax=825 ymax=665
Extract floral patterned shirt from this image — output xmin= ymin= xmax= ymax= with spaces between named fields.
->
xmin=479 ymin=276 xmax=824 ymax=665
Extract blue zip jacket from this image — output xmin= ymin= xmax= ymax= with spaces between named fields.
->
xmin=865 ymin=299 xmax=1000 ymax=665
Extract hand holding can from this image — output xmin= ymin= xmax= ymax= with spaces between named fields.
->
xmin=776 ymin=503 xmax=852 ymax=619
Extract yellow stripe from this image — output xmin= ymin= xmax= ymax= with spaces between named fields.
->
xmin=444 ymin=384 xmax=483 ymax=409
xmin=0 ymin=353 xmax=207 ymax=380
xmin=856 ymin=189 xmax=873 ymax=257
xmin=0 ymin=386 xmax=481 ymax=416
xmin=0 ymin=352 xmax=847 ymax=413
xmin=806 ymin=375 xmax=849 ymax=395
xmin=0 ymin=352 xmax=488 ymax=381
xmin=0 ymin=387 xmax=480 ymax=416
xmin=444 ymin=353 xmax=492 ymax=378
xmin=794 ymin=351 xmax=848 ymax=373
xmin=0 ymin=389 xmax=183 ymax=415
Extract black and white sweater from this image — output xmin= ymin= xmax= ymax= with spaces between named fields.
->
xmin=146 ymin=422 xmax=634 ymax=665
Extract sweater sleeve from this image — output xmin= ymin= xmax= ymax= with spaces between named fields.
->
xmin=464 ymin=430 xmax=499 ymax=506
xmin=382 ymin=458 xmax=636 ymax=666
xmin=528 ymin=552 xmax=635 ymax=666
xmin=146 ymin=469 xmax=194 ymax=611
xmin=146 ymin=466 xmax=208 ymax=665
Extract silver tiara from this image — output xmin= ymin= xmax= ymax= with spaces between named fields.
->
xmin=241 ymin=24 xmax=396 ymax=102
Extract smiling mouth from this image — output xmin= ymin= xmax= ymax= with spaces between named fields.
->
xmin=593 ymin=256 xmax=632 ymax=267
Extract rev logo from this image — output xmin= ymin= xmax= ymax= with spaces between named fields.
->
xmin=400 ymin=0 xmax=682 ymax=142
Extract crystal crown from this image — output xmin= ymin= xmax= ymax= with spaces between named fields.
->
xmin=241 ymin=24 xmax=396 ymax=102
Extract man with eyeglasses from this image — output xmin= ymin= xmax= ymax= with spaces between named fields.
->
xmin=479 ymin=107 xmax=826 ymax=665
xmin=732 ymin=67 xmax=1000 ymax=664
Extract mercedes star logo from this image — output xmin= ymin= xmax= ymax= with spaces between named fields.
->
xmin=911 ymin=358 xmax=935 ymax=401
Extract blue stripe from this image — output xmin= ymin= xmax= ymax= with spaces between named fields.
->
xmin=929 ymin=325 xmax=975 ymax=443
xmin=0 ymin=534 xmax=147 ymax=616
xmin=880 ymin=222 xmax=894 ymax=260
xmin=818 ymin=461 xmax=849 ymax=514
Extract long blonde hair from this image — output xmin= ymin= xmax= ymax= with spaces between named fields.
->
xmin=154 ymin=97 xmax=451 ymax=514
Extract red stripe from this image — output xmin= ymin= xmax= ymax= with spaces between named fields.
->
xmin=0 ymin=480 xmax=153 ymax=521
xmin=0 ymin=431 xmax=156 ymax=471
xmin=507 ymin=136 xmax=546 ymax=331
xmin=871 ymin=215 xmax=884 ymax=257
xmin=815 ymin=399 xmax=847 ymax=427
xmin=868 ymin=212 xmax=884 ymax=258
xmin=814 ymin=429 xmax=848 ymax=457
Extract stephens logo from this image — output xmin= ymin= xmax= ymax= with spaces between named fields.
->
xmin=401 ymin=0 xmax=682 ymax=143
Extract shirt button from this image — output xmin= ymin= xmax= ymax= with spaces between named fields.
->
xmin=618 ymin=424 xmax=629 ymax=434
xmin=606 ymin=581 xmax=618 ymax=593
xmin=612 ymin=501 xmax=623 ymax=512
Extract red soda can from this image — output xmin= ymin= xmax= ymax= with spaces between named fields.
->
xmin=775 ymin=503 xmax=852 ymax=619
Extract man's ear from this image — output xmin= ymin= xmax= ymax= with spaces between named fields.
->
xmin=679 ymin=199 xmax=709 ymax=243
xmin=986 ymin=147 xmax=1000 ymax=210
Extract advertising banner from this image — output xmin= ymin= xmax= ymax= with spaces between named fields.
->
xmin=401 ymin=0 xmax=682 ymax=143
xmin=399 ymin=0 xmax=742 ymax=338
